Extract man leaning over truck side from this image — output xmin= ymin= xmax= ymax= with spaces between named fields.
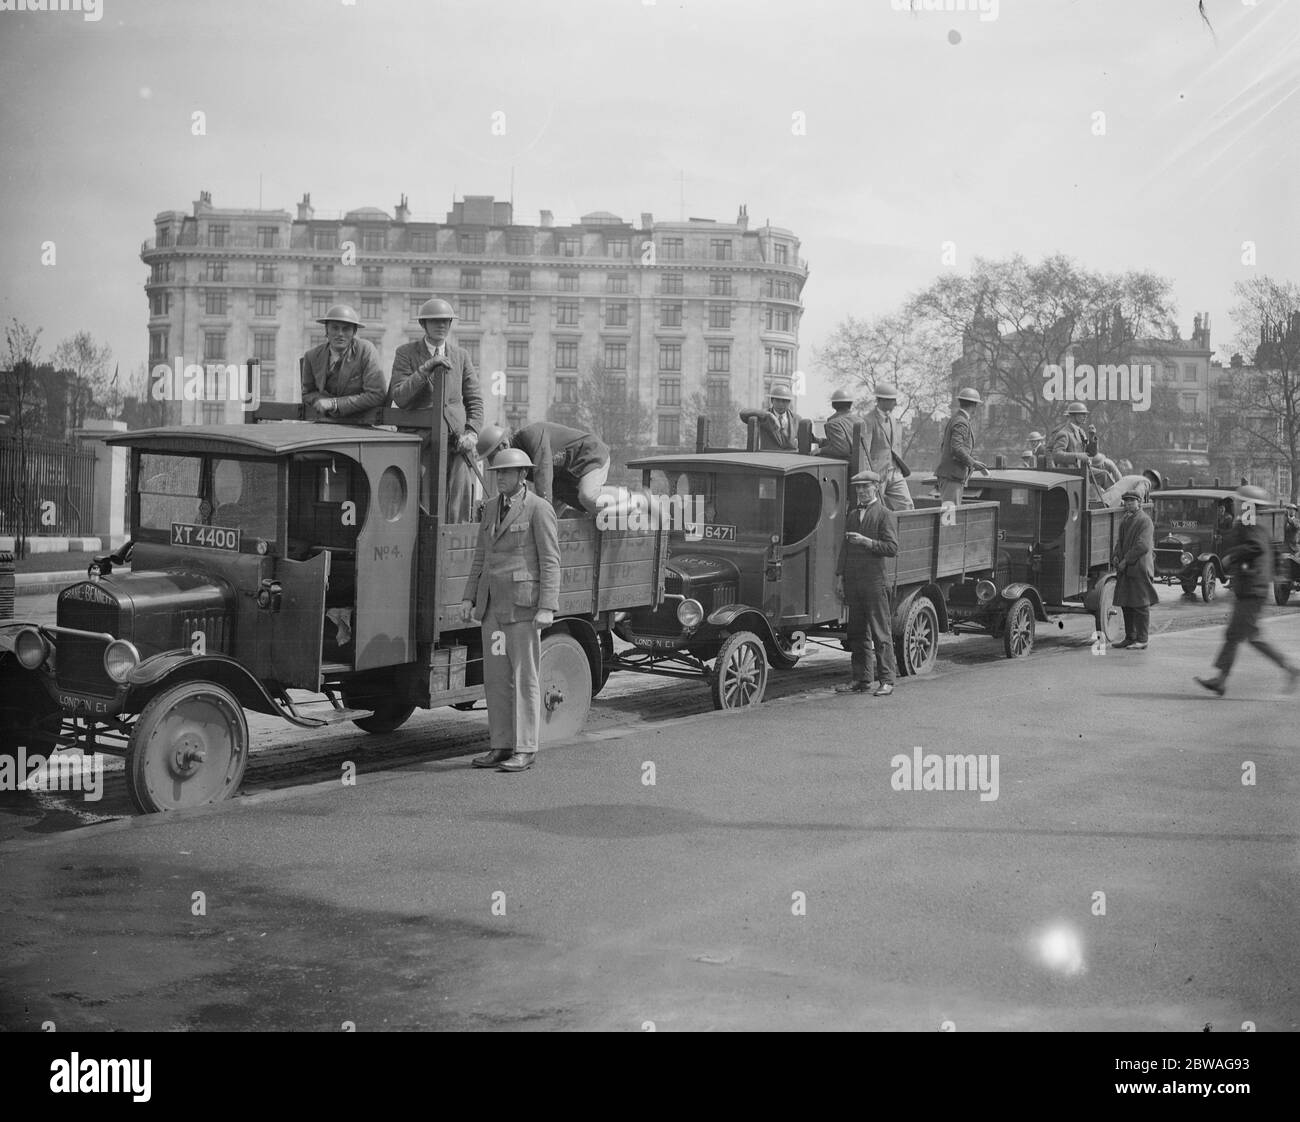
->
xmin=300 ymin=304 xmax=387 ymax=425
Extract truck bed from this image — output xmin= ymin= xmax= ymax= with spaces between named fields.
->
xmin=888 ymin=501 xmax=998 ymax=587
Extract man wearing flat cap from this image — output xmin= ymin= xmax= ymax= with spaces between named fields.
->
xmin=863 ymin=383 xmax=914 ymax=511
xmin=835 ymin=469 xmax=899 ymax=696
xmin=740 ymin=381 xmax=802 ymax=451
xmin=1110 ymin=490 xmax=1157 ymax=649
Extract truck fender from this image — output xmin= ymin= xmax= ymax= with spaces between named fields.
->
xmin=1000 ymin=583 xmax=1050 ymax=622
xmin=706 ymin=604 xmax=780 ymax=649
xmin=125 ymin=651 xmax=293 ymax=721
xmin=1197 ymin=552 xmax=1223 ymax=577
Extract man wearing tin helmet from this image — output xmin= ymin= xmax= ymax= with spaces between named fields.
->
xmin=834 ymin=469 xmax=899 ymax=697
xmin=1195 ymin=485 xmax=1300 ymax=697
xmin=862 ymin=382 xmax=914 ymax=511
xmin=817 ymin=387 xmax=860 ymax=461
xmin=739 ymin=381 xmax=801 ymax=451
xmin=933 ymin=387 xmax=989 ymax=507
xmin=300 ymin=303 xmax=387 ymax=425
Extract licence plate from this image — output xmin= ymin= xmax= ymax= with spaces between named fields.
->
xmin=702 ymin=524 xmax=736 ymax=541
xmin=171 ymin=522 xmax=241 ymax=551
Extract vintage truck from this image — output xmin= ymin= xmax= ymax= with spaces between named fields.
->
xmin=0 ymin=404 xmax=666 ymax=813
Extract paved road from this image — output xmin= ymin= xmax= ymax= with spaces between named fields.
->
xmin=1 ymin=611 xmax=1295 ymax=1031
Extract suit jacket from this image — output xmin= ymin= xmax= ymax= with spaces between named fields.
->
xmin=835 ymin=500 xmax=899 ymax=595
xmin=818 ymin=412 xmax=858 ymax=460
xmin=463 ymin=487 xmax=561 ymax=624
xmin=510 ymin=422 xmax=610 ymax=511
xmin=934 ymin=408 xmax=978 ymax=482
xmin=388 ymin=339 xmax=484 ymax=437
xmin=1222 ymin=522 xmax=1274 ymax=599
xmin=739 ymin=408 xmax=802 ymax=451
xmin=1049 ymin=421 xmax=1097 ymax=467
xmin=300 ymin=339 xmax=387 ymax=423
xmin=863 ymin=407 xmax=905 ymax=476
xmin=1112 ymin=509 xmax=1158 ymax=606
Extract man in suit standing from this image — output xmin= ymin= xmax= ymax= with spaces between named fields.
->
xmin=1049 ymin=402 xmax=1097 ymax=468
xmin=1196 ymin=485 xmax=1300 ymax=697
xmin=817 ymin=387 xmax=860 ymax=461
xmin=739 ymin=381 xmax=801 ymax=451
xmin=389 ymin=297 xmax=484 ymax=522
xmin=1110 ymin=491 xmax=1158 ymax=650
xmin=300 ymin=304 xmax=387 ymax=425
xmin=933 ymin=387 xmax=988 ymax=507
xmin=862 ymin=383 xmax=913 ymax=511
xmin=834 ymin=469 xmax=900 ymax=697
xmin=459 ymin=449 xmax=562 ymax=772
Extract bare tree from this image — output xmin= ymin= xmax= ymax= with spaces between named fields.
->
xmin=1 ymin=319 xmax=44 ymax=556
xmin=576 ymin=359 xmax=653 ymax=471
xmin=682 ymin=385 xmax=744 ymax=452
xmin=53 ymin=331 xmax=113 ymax=430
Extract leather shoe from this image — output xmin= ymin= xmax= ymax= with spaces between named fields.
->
xmin=1110 ymin=639 xmax=1131 ymax=649
xmin=834 ymin=680 xmax=871 ymax=694
xmin=1195 ymin=675 xmax=1226 ymax=697
xmin=472 ymin=749 xmax=513 ymax=769
xmin=1126 ymin=642 xmax=1148 ymax=650
xmin=497 ymin=752 xmax=536 ymax=772
xmin=873 ymin=683 xmax=894 ymax=697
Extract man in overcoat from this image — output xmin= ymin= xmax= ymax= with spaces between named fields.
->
xmin=1110 ymin=491 xmax=1158 ymax=649
xmin=1196 ymin=485 xmax=1300 ymax=697
xmin=300 ymin=303 xmax=387 ymax=425
xmin=834 ymin=469 xmax=900 ymax=696
xmin=389 ymin=297 xmax=484 ymax=521
xmin=862 ymin=382 xmax=913 ymax=511
xmin=739 ymin=381 xmax=802 ymax=451
xmin=459 ymin=449 xmax=561 ymax=772
xmin=933 ymin=387 xmax=988 ymax=507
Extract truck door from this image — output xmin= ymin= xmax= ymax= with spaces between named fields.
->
xmin=271 ymin=551 xmax=329 ymax=688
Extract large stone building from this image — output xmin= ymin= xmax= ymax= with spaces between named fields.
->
xmin=140 ymin=192 xmax=807 ymax=450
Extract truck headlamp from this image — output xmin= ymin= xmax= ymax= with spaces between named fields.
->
xmin=1180 ymin=552 xmax=1193 ymax=567
xmin=14 ymin=628 xmax=50 ymax=670
xmin=676 ymin=599 xmax=704 ymax=629
xmin=104 ymin=639 xmax=141 ymax=683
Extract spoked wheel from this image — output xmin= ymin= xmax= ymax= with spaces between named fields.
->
xmin=127 ymin=681 xmax=248 ymax=814
xmin=1002 ymin=596 xmax=1036 ymax=659
xmin=539 ymin=632 xmax=593 ymax=744
xmin=341 ymin=679 xmax=415 ymax=734
xmin=1201 ymin=561 xmax=1217 ymax=602
xmin=710 ymin=630 xmax=768 ymax=710
xmin=1095 ymin=577 xmax=1125 ymax=647
xmin=1180 ymin=575 xmax=1199 ymax=596
xmin=897 ymin=596 xmax=939 ymax=677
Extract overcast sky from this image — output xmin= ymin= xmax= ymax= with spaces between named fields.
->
xmin=1 ymin=0 xmax=1296 ymax=406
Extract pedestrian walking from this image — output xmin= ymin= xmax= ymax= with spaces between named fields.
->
xmin=834 ymin=469 xmax=899 ymax=697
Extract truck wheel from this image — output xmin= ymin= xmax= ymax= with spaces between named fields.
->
xmin=1095 ymin=577 xmax=1125 ymax=646
xmin=897 ymin=597 xmax=939 ymax=677
xmin=592 ymin=630 xmax=615 ymax=697
xmin=341 ymin=681 xmax=415 ymax=734
xmin=1275 ymin=582 xmax=1293 ymax=606
xmin=127 ymin=681 xmax=248 ymax=814
xmin=1201 ymin=561 xmax=1217 ymax=602
xmin=1180 ymin=575 xmax=1199 ymax=596
xmin=710 ymin=631 xmax=768 ymax=710
xmin=1002 ymin=597 xmax=1035 ymax=659
xmin=539 ymin=633 xmax=593 ymax=744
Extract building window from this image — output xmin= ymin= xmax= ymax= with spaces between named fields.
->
xmin=658 ymin=414 xmax=681 ymax=446
xmin=507 ymin=232 xmax=532 ymax=255
xmin=509 ymin=271 xmax=531 ymax=291
xmin=409 ymin=231 xmax=436 ymax=253
xmin=508 ymin=300 xmax=530 ymax=325
xmin=459 ymin=232 xmax=486 ymax=254
xmin=507 ymin=340 xmax=530 ymax=368
xmin=710 ymin=239 xmax=733 ymax=261
xmin=556 ymin=376 xmax=578 ymax=404
xmin=662 ymin=304 xmax=682 ymax=328
xmin=311 ymin=264 xmax=335 ymax=285
xmin=606 ymin=303 xmax=628 ymax=327
xmin=707 ymin=345 xmax=730 ymax=373
xmin=460 ymin=338 xmax=480 ymax=366
xmin=205 ymin=290 xmax=227 ymax=316
xmin=312 ymin=293 xmax=333 ymax=318
xmin=662 ymin=273 xmax=683 ymax=294
xmin=661 ymin=237 xmax=684 ymax=260
xmin=604 ymin=342 xmax=627 ymax=370
xmin=361 ymin=296 xmax=383 ymax=321
xmin=150 ymin=262 xmax=172 ymax=283
xmin=558 ymin=272 xmax=579 ymax=292
xmin=765 ymin=307 xmax=791 ymax=332
xmin=507 ymin=375 xmax=528 ymax=402
xmin=709 ymin=305 xmax=731 ymax=330
xmin=773 ymin=243 xmax=788 ymax=265
xmin=659 ymin=343 xmax=681 ymax=371
xmin=1180 ymin=393 xmax=1198 ymax=412
xmin=156 ymin=226 xmax=172 ymax=247
xmin=203 ymin=332 xmax=226 ymax=361
xmin=150 ymin=291 xmax=169 ymax=316
xmin=607 ymin=274 xmax=628 ymax=294
xmin=149 ymin=331 xmax=168 ymax=360
xmin=361 ymin=229 xmax=385 ymax=252
xmin=260 ymin=368 xmax=276 ymax=401
xmin=1162 ymin=362 xmax=1177 ymax=382
xmin=460 ymin=269 xmax=481 ymax=290
xmin=706 ymin=376 xmax=730 ymax=406
xmin=607 ymin=238 xmax=629 ymax=258
xmin=410 ymin=294 xmax=425 ymax=319
xmin=559 ymin=236 xmax=581 ymax=258
xmin=200 ymin=402 xmax=226 ymax=425
xmin=253 ymin=332 xmax=277 ymax=362
xmin=459 ymin=297 xmax=481 ymax=323
xmin=412 ymin=266 xmax=433 ymax=288
xmin=555 ymin=341 xmax=578 ymax=370
xmin=257 ymin=226 xmax=279 ymax=249
xmin=765 ymin=347 xmax=792 ymax=376
xmin=256 ymin=263 xmax=276 ymax=283
xmin=362 ymin=266 xmax=383 ymax=287
xmin=557 ymin=301 xmax=579 ymax=326
xmin=658 ymin=377 xmax=681 ymax=406
xmin=767 ymin=278 xmax=792 ymax=299
xmin=205 ymin=261 xmax=226 ymax=282
xmin=207 ymin=224 xmax=229 ymax=247
xmin=311 ymin=228 xmax=337 ymax=251
xmin=1183 ymin=363 xmax=1198 ymax=382
xmin=710 ymin=274 xmax=731 ymax=296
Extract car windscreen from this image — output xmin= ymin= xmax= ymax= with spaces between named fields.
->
xmin=138 ymin=452 xmax=279 ymax=546
xmin=646 ymin=468 xmax=780 ymax=539
xmin=1154 ymin=497 xmax=1223 ymax=527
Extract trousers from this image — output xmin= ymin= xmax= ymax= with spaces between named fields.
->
xmin=481 ymin=613 xmax=543 ymax=752
xmin=1213 ymin=596 xmax=1292 ymax=678
xmin=937 ymin=478 xmax=965 ymax=507
xmin=846 ymin=588 xmax=896 ymax=685
xmin=1121 ymin=606 xmax=1149 ymax=644
xmin=881 ymin=471 xmax=914 ymax=512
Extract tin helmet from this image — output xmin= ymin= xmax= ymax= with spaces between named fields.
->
xmin=873 ymin=382 xmax=899 ymax=400
xmin=1027 ymin=431 xmax=1045 ymax=442
xmin=416 ymin=297 xmax=457 ymax=322
xmin=830 ymin=387 xmax=855 ymax=406
xmin=1142 ymin=468 xmax=1163 ymax=491
xmin=956 ymin=387 xmax=982 ymax=405
xmin=475 ymin=424 xmax=508 ymax=458
xmin=769 ymin=381 xmax=793 ymax=401
xmin=1236 ymin=484 xmax=1271 ymax=504
xmin=1066 ymin=401 xmax=1090 ymax=416
xmin=317 ymin=303 xmax=363 ymax=328
xmin=485 ymin=448 xmax=532 ymax=472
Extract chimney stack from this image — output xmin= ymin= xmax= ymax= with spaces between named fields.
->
xmin=394 ymin=193 xmax=409 ymax=224
xmin=297 ymin=192 xmax=314 ymax=221
xmin=539 ymin=209 xmax=553 ymax=228
xmin=640 ymin=212 xmax=654 ymax=229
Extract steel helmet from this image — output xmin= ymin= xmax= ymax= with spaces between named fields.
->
xmin=830 ymin=387 xmax=854 ymax=406
xmin=475 ymin=424 xmax=507 ymax=458
xmin=873 ymin=382 xmax=898 ymax=400
xmin=416 ymin=297 xmax=457 ymax=322
xmin=1027 ymin=431 xmax=1045 ymax=442
xmin=1236 ymin=484 xmax=1271 ymax=504
xmin=1066 ymin=401 xmax=1090 ymax=415
xmin=317 ymin=303 xmax=363 ymax=328
xmin=769 ymin=381 xmax=793 ymax=401
xmin=1142 ymin=468 xmax=1163 ymax=491
xmin=485 ymin=447 xmax=532 ymax=472
xmin=956 ymin=386 xmax=982 ymax=405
